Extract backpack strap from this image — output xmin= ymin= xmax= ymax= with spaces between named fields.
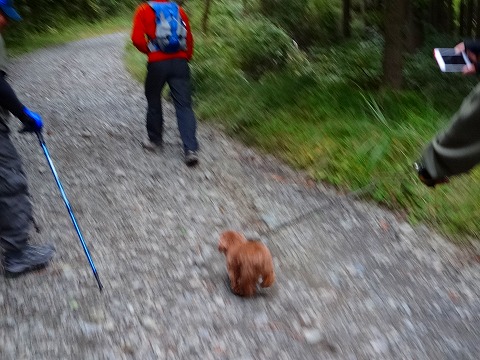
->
xmin=147 ymin=1 xmax=179 ymax=22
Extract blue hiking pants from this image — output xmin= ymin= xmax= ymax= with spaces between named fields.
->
xmin=145 ymin=58 xmax=199 ymax=153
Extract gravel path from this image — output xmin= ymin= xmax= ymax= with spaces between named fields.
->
xmin=1 ymin=33 xmax=479 ymax=360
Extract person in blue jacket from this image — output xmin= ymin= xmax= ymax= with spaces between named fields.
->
xmin=0 ymin=0 xmax=54 ymax=275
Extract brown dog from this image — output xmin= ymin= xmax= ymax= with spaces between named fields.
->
xmin=218 ymin=230 xmax=275 ymax=297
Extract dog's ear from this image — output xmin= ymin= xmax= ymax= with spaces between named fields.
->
xmin=218 ymin=243 xmax=226 ymax=253
xmin=218 ymin=238 xmax=227 ymax=253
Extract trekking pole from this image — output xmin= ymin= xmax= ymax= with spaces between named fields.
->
xmin=36 ymin=132 xmax=103 ymax=291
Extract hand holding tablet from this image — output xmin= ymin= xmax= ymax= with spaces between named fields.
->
xmin=434 ymin=48 xmax=473 ymax=72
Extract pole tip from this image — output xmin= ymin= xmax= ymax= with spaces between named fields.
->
xmin=94 ymin=273 xmax=104 ymax=292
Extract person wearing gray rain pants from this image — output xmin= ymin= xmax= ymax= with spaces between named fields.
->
xmin=0 ymin=0 xmax=54 ymax=276
xmin=415 ymin=40 xmax=480 ymax=187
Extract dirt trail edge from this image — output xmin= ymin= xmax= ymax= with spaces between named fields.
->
xmin=1 ymin=33 xmax=479 ymax=360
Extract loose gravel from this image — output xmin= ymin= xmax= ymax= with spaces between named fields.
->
xmin=1 ymin=33 xmax=479 ymax=360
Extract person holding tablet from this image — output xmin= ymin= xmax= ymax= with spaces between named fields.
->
xmin=415 ymin=40 xmax=480 ymax=187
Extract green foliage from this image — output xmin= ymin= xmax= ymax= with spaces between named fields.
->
xmin=235 ymin=17 xmax=294 ymax=79
xmin=258 ymin=0 xmax=340 ymax=48
xmin=3 ymin=0 xmax=138 ymax=44
xmin=125 ymin=41 xmax=148 ymax=83
xmin=311 ymin=36 xmax=384 ymax=90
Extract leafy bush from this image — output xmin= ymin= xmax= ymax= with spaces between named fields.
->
xmin=258 ymin=0 xmax=340 ymax=48
xmin=190 ymin=38 xmax=242 ymax=94
xmin=235 ymin=18 xmax=294 ymax=79
xmin=308 ymin=35 xmax=384 ymax=91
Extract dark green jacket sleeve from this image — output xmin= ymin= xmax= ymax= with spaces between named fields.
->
xmin=463 ymin=40 xmax=480 ymax=73
xmin=464 ymin=40 xmax=480 ymax=55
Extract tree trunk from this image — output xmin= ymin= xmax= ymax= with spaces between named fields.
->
xmin=476 ymin=0 xmax=480 ymax=37
xmin=201 ymin=0 xmax=213 ymax=35
xmin=459 ymin=0 xmax=466 ymax=36
xmin=361 ymin=0 xmax=366 ymax=27
xmin=429 ymin=0 xmax=438 ymax=30
xmin=382 ymin=0 xmax=407 ymax=89
xmin=446 ymin=0 xmax=454 ymax=33
xmin=342 ymin=0 xmax=352 ymax=38
xmin=404 ymin=0 xmax=424 ymax=53
xmin=466 ymin=0 xmax=474 ymax=37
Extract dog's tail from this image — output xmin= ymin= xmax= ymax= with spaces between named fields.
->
xmin=261 ymin=270 xmax=275 ymax=288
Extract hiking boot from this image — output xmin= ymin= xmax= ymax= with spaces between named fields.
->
xmin=3 ymin=244 xmax=55 ymax=276
xmin=184 ymin=150 xmax=199 ymax=167
xmin=141 ymin=139 xmax=163 ymax=153
xmin=414 ymin=162 xmax=449 ymax=188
